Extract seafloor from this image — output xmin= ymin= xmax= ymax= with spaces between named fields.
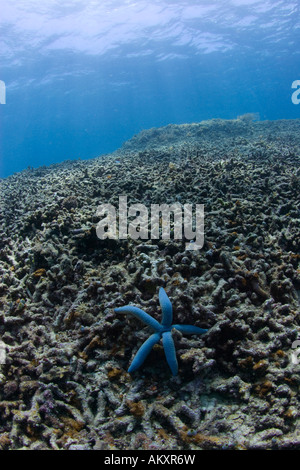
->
xmin=0 ymin=118 xmax=299 ymax=450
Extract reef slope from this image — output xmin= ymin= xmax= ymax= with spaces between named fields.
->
xmin=0 ymin=118 xmax=299 ymax=450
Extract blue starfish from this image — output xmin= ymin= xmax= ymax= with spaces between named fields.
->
xmin=115 ymin=287 xmax=208 ymax=376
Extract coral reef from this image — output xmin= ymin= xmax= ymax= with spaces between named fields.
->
xmin=0 ymin=118 xmax=299 ymax=449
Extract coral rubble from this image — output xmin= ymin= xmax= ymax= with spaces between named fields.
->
xmin=0 ymin=118 xmax=299 ymax=450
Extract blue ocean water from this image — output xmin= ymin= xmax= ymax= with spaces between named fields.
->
xmin=0 ymin=0 xmax=299 ymax=178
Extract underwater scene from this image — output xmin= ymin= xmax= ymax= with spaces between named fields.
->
xmin=0 ymin=0 xmax=300 ymax=453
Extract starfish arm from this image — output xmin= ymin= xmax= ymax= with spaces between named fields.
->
xmin=115 ymin=306 xmax=162 ymax=332
xmin=172 ymin=324 xmax=208 ymax=335
xmin=159 ymin=287 xmax=173 ymax=327
xmin=128 ymin=332 xmax=161 ymax=373
xmin=162 ymin=331 xmax=178 ymax=376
